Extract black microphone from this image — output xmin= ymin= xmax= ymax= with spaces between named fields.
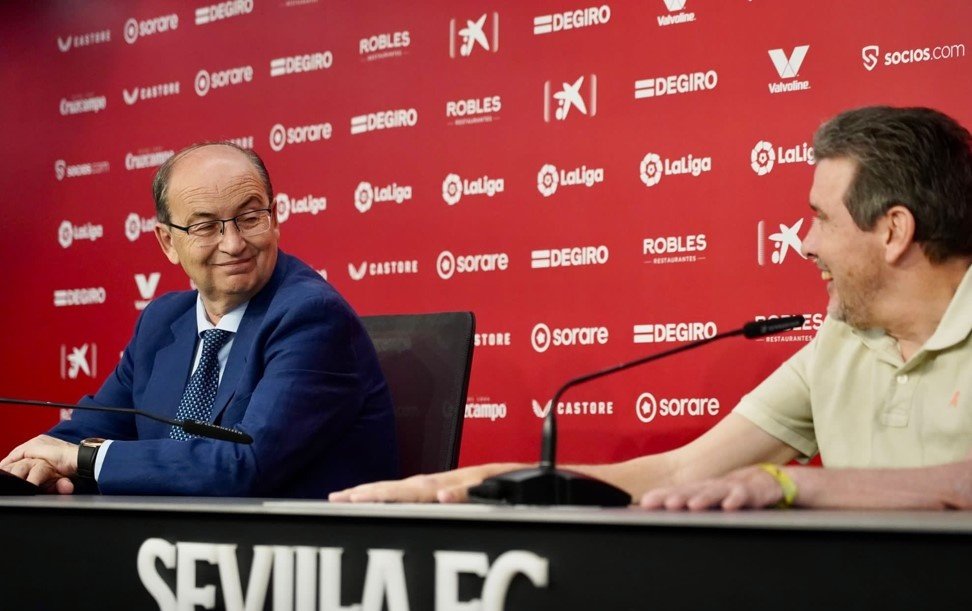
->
xmin=468 ymin=315 xmax=806 ymax=506
xmin=0 ymin=397 xmax=253 ymax=444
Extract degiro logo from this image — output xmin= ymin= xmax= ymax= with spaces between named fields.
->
xmin=635 ymin=392 xmax=720 ymax=424
xmin=530 ymin=322 xmax=608 ymax=353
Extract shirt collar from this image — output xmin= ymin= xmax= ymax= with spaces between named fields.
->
xmin=195 ymin=297 xmax=248 ymax=337
xmin=923 ymin=264 xmax=972 ymax=352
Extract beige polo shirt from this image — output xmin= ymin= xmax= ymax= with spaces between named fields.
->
xmin=735 ymin=265 xmax=972 ymax=468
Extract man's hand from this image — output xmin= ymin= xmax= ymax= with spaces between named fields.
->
xmin=640 ymin=465 xmax=786 ymax=511
xmin=0 ymin=458 xmax=75 ymax=493
xmin=329 ymin=463 xmax=525 ymax=503
xmin=1 ymin=435 xmax=80 ymax=480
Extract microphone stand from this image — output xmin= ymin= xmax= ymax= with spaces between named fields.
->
xmin=468 ymin=316 xmax=806 ymax=506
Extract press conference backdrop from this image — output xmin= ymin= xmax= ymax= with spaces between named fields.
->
xmin=0 ymin=0 xmax=969 ymax=467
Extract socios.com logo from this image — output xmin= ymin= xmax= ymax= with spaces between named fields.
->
xmin=636 ymin=393 xmax=657 ymax=423
xmin=639 ymin=153 xmax=663 ymax=187
xmin=269 ymin=124 xmax=286 ymax=152
xmin=442 ymin=174 xmax=463 ymax=205
xmin=537 ymin=164 xmax=559 ymax=197
xmin=531 ymin=323 xmax=552 ymax=352
xmin=55 ymin=159 xmax=67 ymax=181
xmin=861 ymin=45 xmax=880 ymax=71
xmin=194 ymin=70 xmax=211 ymax=96
xmin=436 ymin=250 xmax=457 ymax=279
xmin=750 ymin=140 xmax=775 ymax=175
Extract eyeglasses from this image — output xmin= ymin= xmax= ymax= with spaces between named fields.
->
xmin=165 ymin=207 xmax=273 ymax=246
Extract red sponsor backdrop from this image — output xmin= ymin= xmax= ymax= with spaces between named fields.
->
xmin=1 ymin=0 xmax=970 ymax=469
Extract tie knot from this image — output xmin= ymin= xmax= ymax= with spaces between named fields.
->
xmin=202 ymin=328 xmax=233 ymax=352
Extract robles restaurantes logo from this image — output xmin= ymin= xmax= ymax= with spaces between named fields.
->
xmin=58 ymin=220 xmax=104 ymax=249
xmin=752 ymin=312 xmax=824 ymax=343
xmin=861 ymin=41 xmax=966 ymax=71
xmin=60 ymin=95 xmax=107 ymax=116
xmin=122 ymin=81 xmax=180 ymax=106
xmin=55 ymin=158 xmax=110 ymax=181
xmin=354 ymin=181 xmax=412 ymax=213
xmin=536 ymin=163 xmax=604 ymax=197
xmin=360 ymin=30 xmax=411 ymax=62
xmin=639 ymin=151 xmax=712 ymax=187
xmin=531 ymin=245 xmax=609 ymax=269
xmin=57 ymin=29 xmax=111 ymax=53
xmin=124 ymin=14 xmax=179 ymax=44
xmin=350 ymin=108 xmax=418 ymax=135
xmin=750 ymin=140 xmax=814 ymax=176
xmin=635 ymin=392 xmax=720 ymax=424
xmin=125 ymin=213 xmax=156 ymax=242
xmin=530 ymin=398 xmax=614 ymax=418
xmin=195 ymin=0 xmax=253 ymax=25
xmin=544 ymin=75 xmax=597 ymax=122
xmin=347 ymin=259 xmax=419 ymax=281
xmin=441 ymin=173 xmax=505 ymax=205
xmin=269 ymin=122 xmax=332 ymax=152
xmin=757 ymin=218 xmax=807 ymax=266
xmin=436 ymin=250 xmax=508 ymax=280
xmin=643 ymin=233 xmax=707 ymax=265
xmin=125 ymin=149 xmax=174 ymax=171
xmin=634 ymin=69 xmax=716 ymax=99
xmin=275 ymin=193 xmax=326 ymax=223
xmin=530 ymin=322 xmax=608 ymax=353
xmin=533 ymin=5 xmax=611 ymax=35
xmin=446 ymin=95 xmax=502 ymax=127
xmin=194 ymin=65 xmax=254 ymax=97
xmin=53 ymin=287 xmax=106 ymax=308
xmin=633 ymin=321 xmax=717 ymax=344
xmin=270 ymin=52 xmax=333 ymax=77
xmin=450 ymin=12 xmax=499 ymax=58
xmin=657 ymin=0 xmax=695 ymax=26
xmin=767 ymin=45 xmax=810 ymax=94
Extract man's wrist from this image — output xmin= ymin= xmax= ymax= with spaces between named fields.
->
xmin=757 ymin=463 xmax=798 ymax=508
xmin=76 ymin=438 xmax=106 ymax=479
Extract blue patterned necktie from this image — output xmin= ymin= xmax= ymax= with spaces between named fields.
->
xmin=171 ymin=328 xmax=233 ymax=440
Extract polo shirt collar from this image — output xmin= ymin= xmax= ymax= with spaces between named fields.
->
xmin=923 ymin=264 xmax=972 ymax=352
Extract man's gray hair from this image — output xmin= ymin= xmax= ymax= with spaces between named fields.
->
xmin=151 ymin=142 xmax=274 ymax=224
xmin=813 ymin=106 xmax=972 ymax=262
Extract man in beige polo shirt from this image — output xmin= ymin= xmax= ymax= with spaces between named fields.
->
xmin=331 ymin=106 xmax=972 ymax=510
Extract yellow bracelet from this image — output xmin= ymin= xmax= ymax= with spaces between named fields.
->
xmin=757 ymin=463 xmax=797 ymax=509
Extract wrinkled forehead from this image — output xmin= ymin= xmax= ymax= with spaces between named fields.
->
xmin=168 ymin=146 xmax=267 ymax=212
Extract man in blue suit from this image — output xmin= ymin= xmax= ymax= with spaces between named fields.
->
xmin=0 ymin=143 xmax=398 ymax=497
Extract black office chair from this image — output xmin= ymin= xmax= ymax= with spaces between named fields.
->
xmin=361 ymin=312 xmax=475 ymax=478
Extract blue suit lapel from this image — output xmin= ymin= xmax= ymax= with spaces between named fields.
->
xmin=211 ymin=252 xmax=287 ymax=424
xmin=141 ymin=305 xmax=198 ymax=436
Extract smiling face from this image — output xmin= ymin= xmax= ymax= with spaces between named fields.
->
xmin=801 ymin=157 xmax=887 ymax=329
xmin=154 ymin=145 xmax=279 ymax=317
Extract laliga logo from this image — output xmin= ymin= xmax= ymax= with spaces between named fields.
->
xmin=531 ymin=323 xmax=552 ymax=353
xmin=751 ymin=141 xmax=775 ymax=175
xmin=275 ymin=194 xmax=292 ymax=223
xmin=125 ymin=213 xmax=142 ymax=242
xmin=636 ymin=393 xmax=657 ymax=423
xmin=55 ymin=159 xmax=66 ymax=181
xmin=639 ymin=153 xmax=663 ymax=187
xmin=58 ymin=220 xmax=74 ymax=249
xmin=862 ymin=45 xmax=880 ymax=71
xmin=442 ymin=174 xmax=463 ymax=205
xmin=355 ymin=182 xmax=375 ymax=213
xmin=537 ymin=164 xmax=558 ymax=197
xmin=436 ymin=251 xmax=457 ymax=279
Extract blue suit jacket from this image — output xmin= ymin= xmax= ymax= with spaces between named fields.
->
xmin=49 ymin=251 xmax=398 ymax=497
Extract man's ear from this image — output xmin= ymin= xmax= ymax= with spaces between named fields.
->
xmin=154 ymin=223 xmax=181 ymax=265
xmin=881 ymin=204 xmax=916 ymax=264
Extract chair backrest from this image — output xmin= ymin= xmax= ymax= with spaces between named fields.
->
xmin=361 ymin=312 xmax=475 ymax=478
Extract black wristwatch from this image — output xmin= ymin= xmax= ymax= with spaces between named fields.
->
xmin=76 ymin=438 xmax=106 ymax=479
